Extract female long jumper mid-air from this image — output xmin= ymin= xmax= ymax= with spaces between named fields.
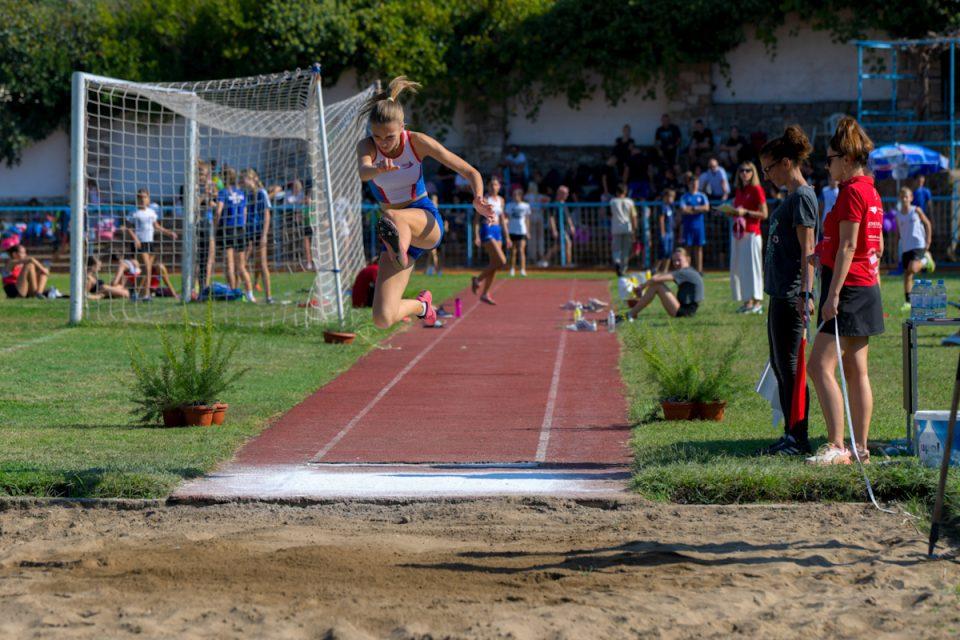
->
xmin=357 ymin=76 xmax=494 ymax=328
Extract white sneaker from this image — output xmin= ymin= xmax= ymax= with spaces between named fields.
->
xmin=245 ymin=291 xmax=257 ymax=303
xmin=805 ymin=444 xmax=852 ymax=466
xmin=46 ymin=287 xmax=62 ymax=299
xmin=509 ymin=267 xmax=516 ymax=277
xmin=748 ymin=305 xmax=763 ymax=315
xmin=520 ymin=269 xmax=527 ymax=277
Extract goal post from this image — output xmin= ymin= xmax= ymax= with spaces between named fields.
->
xmin=68 ymin=67 xmax=375 ymax=328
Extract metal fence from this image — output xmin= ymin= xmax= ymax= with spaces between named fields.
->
xmin=4 ymin=197 xmax=959 ymax=272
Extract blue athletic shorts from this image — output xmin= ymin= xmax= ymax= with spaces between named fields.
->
xmin=658 ymin=233 xmax=675 ymax=259
xmin=479 ymin=222 xmax=503 ymax=244
xmin=682 ymin=216 xmax=706 ymax=247
xmin=380 ymin=195 xmax=445 ymax=261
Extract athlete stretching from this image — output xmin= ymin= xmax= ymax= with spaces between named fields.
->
xmin=358 ymin=77 xmax=494 ymax=328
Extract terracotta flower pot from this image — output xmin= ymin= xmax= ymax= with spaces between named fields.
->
xmin=661 ymin=401 xmax=696 ymax=421
xmin=182 ymin=405 xmax=214 ymax=427
xmin=212 ymin=403 xmax=228 ymax=426
xmin=695 ymin=401 xmax=727 ymax=422
xmin=324 ymin=330 xmax=356 ymax=345
xmin=162 ymin=408 xmax=184 ymax=428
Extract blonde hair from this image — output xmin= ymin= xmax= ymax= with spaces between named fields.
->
xmin=829 ymin=116 xmax=874 ymax=166
xmin=899 ymin=186 xmax=913 ymax=198
xmin=359 ymin=76 xmax=422 ymax=126
xmin=735 ymin=161 xmax=761 ymax=190
xmin=244 ymin=168 xmax=263 ymax=190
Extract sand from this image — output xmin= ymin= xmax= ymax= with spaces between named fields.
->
xmin=0 ymin=498 xmax=958 ymax=639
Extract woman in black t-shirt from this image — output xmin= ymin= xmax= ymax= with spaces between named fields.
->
xmin=756 ymin=126 xmax=819 ymax=456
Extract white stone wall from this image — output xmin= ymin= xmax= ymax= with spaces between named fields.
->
xmin=0 ymin=129 xmax=70 ymax=201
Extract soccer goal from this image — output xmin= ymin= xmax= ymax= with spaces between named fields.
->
xmin=69 ymin=65 xmax=375 ymax=327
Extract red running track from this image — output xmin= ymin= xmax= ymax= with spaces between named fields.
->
xmin=234 ymin=279 xmax=631 ymax=467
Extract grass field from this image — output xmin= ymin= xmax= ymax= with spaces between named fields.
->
xmin=620 ymin=271 xmax=960 ymax=525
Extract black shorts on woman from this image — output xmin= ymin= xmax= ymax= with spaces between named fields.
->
xmin=817 ymin=266 xmax=885 ymax=337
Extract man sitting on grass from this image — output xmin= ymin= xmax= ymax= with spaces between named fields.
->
xmin=627 ymin=247 xmax=704 ymax=319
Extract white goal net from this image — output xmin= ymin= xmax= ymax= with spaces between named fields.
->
xmin=69 ymin=66 xmax=375 ymax=327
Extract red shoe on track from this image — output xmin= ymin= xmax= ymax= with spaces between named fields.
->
xmin=416 ymin=290 xmax=437 ymax=327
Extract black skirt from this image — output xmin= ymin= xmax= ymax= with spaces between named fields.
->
xmin=817 ymin=267 xmax=885 ymax=337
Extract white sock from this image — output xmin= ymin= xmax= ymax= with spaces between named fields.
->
xmin=418 ymin=301 xmax=427 ymax=317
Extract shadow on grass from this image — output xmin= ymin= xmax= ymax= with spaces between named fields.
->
xmin=401 ymin=538 xmax=917 ymax=575
xmin=0 ymin=465 xmax=205 ymax=499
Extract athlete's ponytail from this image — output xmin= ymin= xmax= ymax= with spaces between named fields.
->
xmin=359 ymin=76 xmax=422 ymax=126
xmin=760 ymin=125 xmax=812 ymax=164
xmin=829 ymin=116 xmax=873 ymax=166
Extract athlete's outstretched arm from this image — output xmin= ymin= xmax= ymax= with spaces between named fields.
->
xmin=356 ymin=138 xmax=399 ymax=182
xmin=411 ymin=132 xmax=494 ymax=221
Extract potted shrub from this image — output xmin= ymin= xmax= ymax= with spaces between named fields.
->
xmin=129 ymin=302 xmax=246 ymax=427
xmin=693 ymin=333 xmax=743 ymax=421
xmin=641 ymin=338 xmax=700 ymax=421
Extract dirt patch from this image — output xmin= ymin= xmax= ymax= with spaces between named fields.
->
xmin=0 ymin=498 xmax=958 ymax=639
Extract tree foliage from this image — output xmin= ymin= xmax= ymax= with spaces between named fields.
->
xmin=1 ymin=0 xmax=958 ymax=165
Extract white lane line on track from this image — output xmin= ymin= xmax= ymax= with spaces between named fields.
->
xmin=310 ymin=291 xmax=486 ymax=462
xmin=0 ymin=328 xmax=69 ymax=355
xmin=535 ymin=281 xmax=575 ymax=462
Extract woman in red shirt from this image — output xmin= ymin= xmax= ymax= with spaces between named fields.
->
xmin=3 ymin=244 xmax=49 ymax=299
xmin=807 ymin=117 xmax=885 ymax=466
xmin=727 ymin=161 xmax=767 ymax=313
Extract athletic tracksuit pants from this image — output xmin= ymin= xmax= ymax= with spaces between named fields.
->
xmin=767 ymin=296 xmax=809 ymax=442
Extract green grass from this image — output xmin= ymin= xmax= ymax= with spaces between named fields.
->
xmin=0 ymin=272 xmax=470 ymax=498
xmin=620 ymin=271 xmax=960 ymax=525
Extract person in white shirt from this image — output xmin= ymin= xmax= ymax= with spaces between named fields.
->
xmin=121 ymin=188 xmax=178 ymax=299
xmin=505 ymin=186 xmax=532 ymax=276
xmin=894 ymin=186 xmax=934 ymax=310
xmin=608 ymin=184 xmax=637 ymax=268
xmin=820 ymin=175 xmax=839 ymax=224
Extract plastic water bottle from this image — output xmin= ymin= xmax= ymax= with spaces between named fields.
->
xmin=913 ymin=280 xmax=928 ymax=321
xmin=934 ymin=279 xmax=947 ymax=319
xmin=573 ymin=304 xmax=583 ymax=322
xmin=454 ymin=297 xmax=462 ymax=318
xmin=607 ymin=309 xmax=616 ymax=332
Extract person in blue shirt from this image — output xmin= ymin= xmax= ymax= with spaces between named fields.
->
xmin=678 ymin=173 xmax=710 ymax=272
xmin=912 ymin=174 xmax=932 ymax=214
xmin=243 ymin=168 xmax=273 ymax=304
xmin=657 ymin=189 xmax=678 ymax=273
xmin=215 ymin=167 xmax=253 ymax=299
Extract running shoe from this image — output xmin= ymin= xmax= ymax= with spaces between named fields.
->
xmin=736 ymin=304 xmax=750 ymax=314
xmin=900 ymin=301 xmax=912 ymax=313
xmin=509 ymin=267 xmax=516 ymax=277
xmin=747 ymin=305 xmax=763 ymax=315
xmin=376 ymin=217 xmax=407 ymax=269
xmin=265 ymin=296 xmax=275 ymax=305
xmin=480 ymin=294 xmax=497 ymax=305
xmin=756 ymin=434 xmax=812 ymax=456
xmin=471 ymin=276 xmax=480 ymax=295
xmin=805 ymin=444 xmax=852 ymax=465
xmin=520 ymin=269 xmax=527 ymax=277
xmin=923 ymin=250 xmax=936 ymax=273
xmin=416 ymin=289 xmax=437 ymax=327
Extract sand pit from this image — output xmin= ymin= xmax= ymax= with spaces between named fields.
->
xmin=0 ymin=498 xmax=958 ymax=639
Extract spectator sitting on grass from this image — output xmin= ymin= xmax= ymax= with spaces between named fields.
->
xmin=654 ymin=114 xmax=682 ymax=167
xmin=686 ymin=119 xmax=714 ymax=165
xmin=2 ymin=244 xmax=52 ymax=299
xmin=85 ymin=256 xmax=129 ymax=299
xmin=699 ymin=157 xmax=730 ymax=201
xmin=626 ymin=247 xmax=704 ymax=319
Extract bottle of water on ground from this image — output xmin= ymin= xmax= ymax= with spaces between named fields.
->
xmin=607 ymin=309 xmax=616 ymax=332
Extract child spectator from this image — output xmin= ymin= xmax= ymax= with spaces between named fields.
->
xmin=895 ymin=186 xmax=935 ymax=311
xmin=657 ymin=189 xmax=678 ymax=273
xmin=506 ymin=186 xmax=531 ymax=277
xmin=121 ymin=188 xmax=177 ymax=300
xmin=912 ymin=175 xmax=933 ymax=214
xmin=216 ymin=168 xmax=253 ymax=300
xmin=820 ymin=175 xmax=839 ymax=224
xmin=608 ymin=184 xmax=637 ymax=269
xmin=626 ymin=247 xmax=704 ymax=319
xmin=3 ymin=244 xmax=51 ymax=299
xmin=678 ymin=172 xmax=709 ymax=272
xmin=85 ymin=256 xmax=129 ymax=299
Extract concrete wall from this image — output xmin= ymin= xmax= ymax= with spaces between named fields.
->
xmin=713 ymin=16 xmax=889 ymax=104
xmin=0 ymin=129 xmax=70 ymax=201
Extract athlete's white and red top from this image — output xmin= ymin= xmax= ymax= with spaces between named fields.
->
xmin=368 ymin=130 xmax=426 ymax=205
